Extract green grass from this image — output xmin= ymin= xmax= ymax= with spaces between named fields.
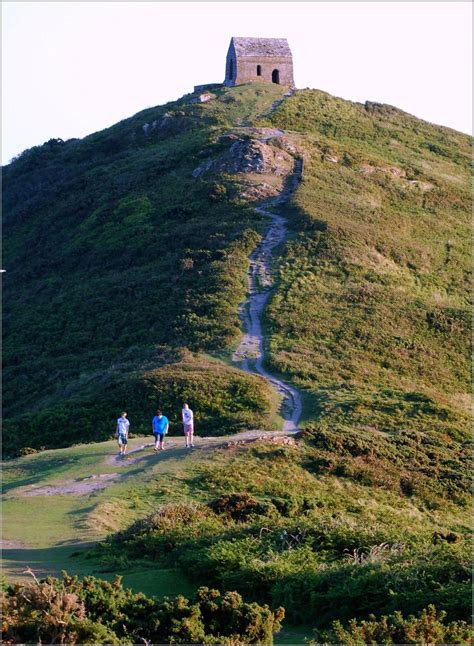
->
xmin=1 ymin=435 xmax=263 ymax=579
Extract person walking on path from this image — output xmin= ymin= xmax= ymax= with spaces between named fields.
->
xmin=152 ymin=410 xmax=169 ymax=451
xmin=116 ymin=411 xmax=130 ymax=458
xmin=182 ymin=403 xmax=194 ymax=448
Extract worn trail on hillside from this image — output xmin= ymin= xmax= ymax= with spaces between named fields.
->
xmin=4 ymin=431 xmax=295 ymax=499
xmin=233 ymin=149 xmax=303 ymax=432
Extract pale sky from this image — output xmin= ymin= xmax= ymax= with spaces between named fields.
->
xmin=2 ymin=1 xmax=472 ymax=164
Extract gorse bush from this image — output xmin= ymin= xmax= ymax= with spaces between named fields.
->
xmin=313 ymin=605 xmax=472 ymax=645
xmin=1 ymin=571 xmax=284 ymax=645
xmin=207 ymin=492 xmax=271 ymax=521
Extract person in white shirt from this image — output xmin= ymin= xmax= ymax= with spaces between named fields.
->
xmin=116 ymin=411 xmax=130 ymax=458
xmin=182 ymin=403 xmax=194 ymax=448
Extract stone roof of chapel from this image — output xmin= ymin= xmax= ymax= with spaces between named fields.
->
xmin=231 ymin=37 xmax=292 ymax=58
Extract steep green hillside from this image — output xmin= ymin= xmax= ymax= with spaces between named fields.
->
xmin=262 ymin=90 xmax=471 ymax=429
xmin=3 ymin=84 xmax=285 ymax=455
xmin=256 ymin=89 xmax=471 ymax=505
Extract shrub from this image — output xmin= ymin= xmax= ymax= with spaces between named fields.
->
xmin=315 ymin=605 xmax=472 ymax=644
xmin=1 ymin=572 xmax=284 ymax=645
xmin=271 ymin=542 xmax=471 ymax=625
xmin=104 ymin=502 xmax=229 ymax=560
xmin=207 ymin=492 xmax=270 ymax=521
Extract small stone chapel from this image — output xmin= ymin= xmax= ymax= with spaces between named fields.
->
xmin=224 ymin=37 xmax=294 ymax=87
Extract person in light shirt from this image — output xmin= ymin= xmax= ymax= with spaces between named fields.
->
xmin=182 ymin=403 xmax=194 ymax=448
xmin=116 ymin=411 xmax=129 ymax=458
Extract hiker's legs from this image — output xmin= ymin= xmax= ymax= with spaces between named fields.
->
xmin=159 ymin=433 xmax=165 ymax=450
xmin=154 ymin=433 xmax=160 ymax=450
xmin=184 ymin=424 xmax=193 ymax=447
xmin=184 ymin=424 xmax=194 ymax=449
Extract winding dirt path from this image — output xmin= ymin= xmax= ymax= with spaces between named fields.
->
xmin=232 ymin=155 xmax=303 ymax=432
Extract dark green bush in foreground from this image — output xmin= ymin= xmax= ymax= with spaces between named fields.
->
xmin=313 ymin=605 xmax=472 ymax=645
xmin=1 ymin=571 xmax=284 ymax=645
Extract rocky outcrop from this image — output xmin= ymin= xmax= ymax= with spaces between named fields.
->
xmin=190 ymin=93 xmax=213 ymax=104
xmin=193 ymin=138 xmax=293 ymax=178
xmin=143 ymin=111 xmax=190 ymax=137
xmin=360 ymin=163 xmax=406 ymax=178
xmin=217 ymin=138 xmax=294 ymax=175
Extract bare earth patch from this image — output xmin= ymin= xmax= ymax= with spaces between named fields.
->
xmin=1 ymin=539 xmax=25 ymax=549
xmin=20 ymin=473 xmax=119 ymax=497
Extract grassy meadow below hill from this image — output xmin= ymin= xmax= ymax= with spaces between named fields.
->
xmin=2 ymin=431 xmax=471 ymax=641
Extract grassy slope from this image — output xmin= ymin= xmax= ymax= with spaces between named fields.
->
xmin=261 ymin=90 xmax=470 ymax=429
xmin=3 ymin=84 xmax=285 ymax=455
xmin=255 ymin=90 xmax=471 ymax=505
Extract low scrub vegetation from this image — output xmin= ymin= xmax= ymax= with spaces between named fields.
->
xmin=1 ymin=571 xmax=284 ymax=645
xmin=98 ymin=441 xmax=471 ymax=628
xmin=313 ymin=605 xmax=472 ymax=645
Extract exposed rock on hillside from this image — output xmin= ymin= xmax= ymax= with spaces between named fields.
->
xmin=191 ymin=93 xmax=213 ymax=104
xmin=218 ymin=138 xmax=293 ymax=175
xmin=360 ymin=163 xmax=406 ymax=178
xmin=192 ymin=135 xmax=296 ymax=199
xmin=193 ymin=138 xmax=293 ymax=178
xmin=143 ymin=111 xmax=191 ymax=137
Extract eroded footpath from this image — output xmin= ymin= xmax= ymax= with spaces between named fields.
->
xmin=233 ymin=155 xmax=303 ymax=431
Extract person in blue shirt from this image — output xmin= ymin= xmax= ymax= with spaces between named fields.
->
xmin=152 ymin=409 xmax=169 ymax=451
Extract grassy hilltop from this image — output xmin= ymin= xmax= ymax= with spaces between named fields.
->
xmin=2 ymin=84 xmax=472 ymax=643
